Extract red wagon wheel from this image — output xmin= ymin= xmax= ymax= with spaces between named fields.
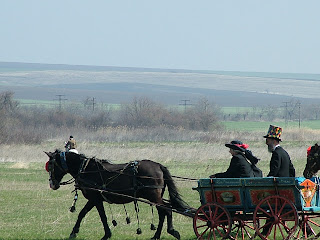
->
xmin=293 ymin=213 xmax=320 ymax=239
xmin=229 ymin=216 xmax=256 ymax=240
xmin=253 ymin=195 xmax=299 ymax=240
xmin=193 ymin=202 xmax=232 ymax=239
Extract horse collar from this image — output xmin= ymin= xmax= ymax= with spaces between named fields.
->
xmin=60 ymin=152 xmax=69 ymax=171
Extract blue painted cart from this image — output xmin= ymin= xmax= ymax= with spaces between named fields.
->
xmin=192 ymin=177 xmax=320 ymax=240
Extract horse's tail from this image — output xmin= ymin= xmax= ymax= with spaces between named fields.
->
xmin=160 ymin=164 xmax=190 ymax=211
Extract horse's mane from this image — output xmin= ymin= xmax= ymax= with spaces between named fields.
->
xmin=53 ymin=149 xmax=113 ymax=164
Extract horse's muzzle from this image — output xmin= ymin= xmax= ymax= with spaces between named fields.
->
xmin=50 ymin=179 xmax=60 ymax=190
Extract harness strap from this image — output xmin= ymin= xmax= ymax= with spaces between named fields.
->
xmin=60 ymin=152 xmax=68 ymax=171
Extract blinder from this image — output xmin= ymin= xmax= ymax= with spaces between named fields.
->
xmin=46 ymin=151 xmax=69 ymax=189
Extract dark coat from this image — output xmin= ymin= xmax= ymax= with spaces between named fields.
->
xmin=215 ymin=153 xmax=254 ymax=178
xmin=267 ymin=146 xmax=295 ymax=177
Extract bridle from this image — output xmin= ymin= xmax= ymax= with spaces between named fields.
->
xmin=46 ymin=151 xmax=70 ymax=189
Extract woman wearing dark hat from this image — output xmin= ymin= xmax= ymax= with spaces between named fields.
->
xmin=210 ymin=140 xmax=260 ymax=178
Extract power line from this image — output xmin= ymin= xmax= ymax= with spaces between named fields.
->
xmin=55 ymin=94 xmax=67 ymax=111
xmin=282 ymin=101 xmax=289 ymax=126
xmin=179 ymin=99 xmax=192 ymax=112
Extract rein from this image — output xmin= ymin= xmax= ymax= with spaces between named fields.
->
xmin=81 ymin=186 xmax=193 ymax=216
xmin=50 ymin=152 xmax=198 ymax=193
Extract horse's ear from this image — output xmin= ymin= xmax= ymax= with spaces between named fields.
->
xmin=44 ymin=151 xmax=52 ymax=158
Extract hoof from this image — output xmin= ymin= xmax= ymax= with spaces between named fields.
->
xmin=69 ymin=228 xmax=79 ymax=239
xmin=69 ymin=233 xmax=77 ymax=239
xmin=101 ymin=232 xmax=112 ymax=240
xmin=168 ymin=229 xmax=180 ymax=240
xmin=151 ymin=234 xmax=160 ymax=240
xmin=150 ymin=223 xmax=156 ymax=230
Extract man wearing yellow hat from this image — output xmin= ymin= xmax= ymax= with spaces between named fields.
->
xmin=264 ymin=125 xmax=295 ymax=177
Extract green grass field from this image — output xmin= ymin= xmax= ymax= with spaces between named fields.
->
xmin=0 ymin=147 xmax=314 ymax=240
xmin=0 ymin=162 xmax=201 ymax=240
xmin=222 ymin=120 xmax=320 ymax=131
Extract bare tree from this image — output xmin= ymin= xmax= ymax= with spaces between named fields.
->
xmin=186 ymin=97 xmax=222 ymax=131
xmin=118 ymin=96 xmax=167 ymax=127
xmin=0 ymin=91 xmax=18 ymax=114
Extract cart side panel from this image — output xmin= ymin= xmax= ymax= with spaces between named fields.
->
xmin=243 ymin=177 xmax=301 ymax=210
xmin=195 ymin=178 xmax=246 ymax=210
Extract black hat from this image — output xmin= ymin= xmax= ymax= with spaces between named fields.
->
xmin=225 ymin=140 xmax=249 ymax=152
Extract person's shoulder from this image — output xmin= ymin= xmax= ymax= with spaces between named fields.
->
xmin=234 ymin=153 xmax=246 ymax=161
xmin=275 ymin=146 xmax=287 ymax=153
xmin=274 ymin=146 xmax=290 ymax=157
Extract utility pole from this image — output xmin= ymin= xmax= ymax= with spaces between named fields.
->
xmin=282 ymin=101 xmax=289 ymax=127
xmin=179 ymin=99 xmax=192 ymax=112
xmin=297 ymin=101 xmax=301 ymax=128
xmin=92 ymin=97 xmax=96 ymax=112
xmin=55 ymin=95 xmax=67 ymax=111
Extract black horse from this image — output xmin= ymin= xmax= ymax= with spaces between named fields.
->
xmin=45 ymin=150 xmax=188 ymax=240
xmin=303 ymin=143 xmax=320 ymax=178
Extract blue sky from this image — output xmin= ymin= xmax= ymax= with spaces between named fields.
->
xmin=1 ymin=1 xmax=319 ymax=73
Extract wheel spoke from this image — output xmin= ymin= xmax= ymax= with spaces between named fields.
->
xmin=309 ymin=218 xmax=320 ymax=227
xmin=267 ymin=199 xmax=275 ymax=216
xmin=277 ymin=200 xmax=287 ymax=216
xmin=259 ymin=220 xmax=272 ymax=232
xmin=256 ymin=206 xmax=272 ymax=217
xmin=200 ymin=208 xmax=210 ymax=221
xmin=215 ymin=226 xmax=226 ymax=238
xmin=206 ymin=228 xmax=212 ymax=240
xmin=199 ymin=226 xmax=210 ymax=239
xmin=278 ymin=223 xmax=287 ymax=238
xmin=194 ymin=203 xmax=231 ymax=240
xmin=280 ymin=209 xmax=295 ymax=220
xmin=279 ymin=221 xmax=291 ymax=233
xmin=196 ymin=223 xmax=209 ymax=229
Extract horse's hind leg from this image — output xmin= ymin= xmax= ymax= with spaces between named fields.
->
xmin=95 ymin=200 xmax=112 ymax=240
xmin=166 ymin=209 xmax=180 ymax=240
xmin=70 ymin=200 xmax=95 ymax=238
xmin=151 ymin=206 xmax=166 ymax=240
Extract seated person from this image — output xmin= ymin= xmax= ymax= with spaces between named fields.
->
xmin=65 ymin=135 xmax=78 ymax=154
xmin=210 ymin=140 xmax=257 ymax=178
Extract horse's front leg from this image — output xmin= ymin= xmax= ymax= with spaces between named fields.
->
xmin=95 ymin=200 xmax=112 ymax=240
xmin=70 ymin=200 xmax=95 ymax=238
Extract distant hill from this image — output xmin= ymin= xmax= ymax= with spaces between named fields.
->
xmin=1 ymin=61 xmax=319 ymax=107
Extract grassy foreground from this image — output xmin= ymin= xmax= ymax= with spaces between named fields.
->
xmin=0 ymin=136 xmax=312 ymax=240
xmin=0 ymin=162 xmax=205 ymax=240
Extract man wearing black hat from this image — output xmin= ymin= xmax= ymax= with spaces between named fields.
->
xmin=210 ymin=140 xmax=256 ymax=178
xmin=264 ymin=125 xmax=295 ymax=177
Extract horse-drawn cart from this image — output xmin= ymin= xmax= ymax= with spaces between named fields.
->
xmin=45 ymin=149 xmax=320 ymax=240
xmin=192 ymin=177 xmax=320 ymax=240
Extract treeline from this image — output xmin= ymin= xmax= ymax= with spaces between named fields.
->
xmin=0 ymin=91 xmax=222 ymax=144
xmin=1 ymin=91 xmax=319 ymax=144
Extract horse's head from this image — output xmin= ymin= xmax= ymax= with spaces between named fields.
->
xmin=303 ymin=144 xmax=320 ymax=178
xmin=45 ymin=150 xmax=68 ymax=190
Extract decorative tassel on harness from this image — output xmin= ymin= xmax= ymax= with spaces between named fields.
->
xmin=70 ymin=189 xmax=78 ymax=213
xmin=123 ymin=204 xmax=131 ymax=224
